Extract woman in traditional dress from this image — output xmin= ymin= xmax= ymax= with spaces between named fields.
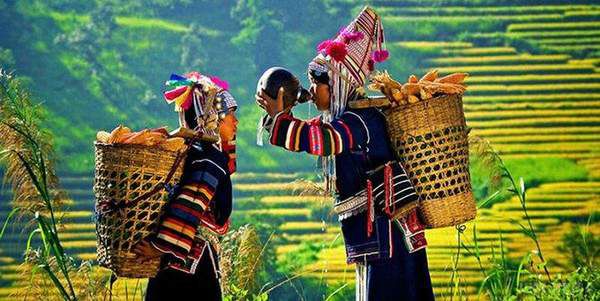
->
xmin=256 ymin=7 xmax=434 ymax=301
xmin=133 ymin=72 xmax=238 ymax=301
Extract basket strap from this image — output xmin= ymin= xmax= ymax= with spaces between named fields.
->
xmin=130 ymin=146 xmax=189 ymax=205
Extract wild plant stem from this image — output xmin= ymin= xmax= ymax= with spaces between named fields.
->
xmin=449 ymin=225 xmax=464 ymax=301
xmin=503 ymin=168 xmax=551 ymax=281
xmin=1 ymin=75 xmax=77 ymax=300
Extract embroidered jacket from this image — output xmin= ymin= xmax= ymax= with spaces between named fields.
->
xmin=151 ymin=143 xmax=232 ymax=274
xmin=269 ymin=108 xmax=427 ymax=263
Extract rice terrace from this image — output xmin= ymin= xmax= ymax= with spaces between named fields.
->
xmin=0 ymin=0 xmax=598 ymax=300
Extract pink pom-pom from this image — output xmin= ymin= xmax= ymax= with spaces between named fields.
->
xmin=317 ymin=39 xmax=334 ymax=53
xmin=209 ymin=75 xmax=229 ymax=91
xmin=327 ymin=40 xmax=348 ymax=62
xmin=341 ymin=29 xmax=364 ymax=43
xmin=372 ymin=49 xmax=389 ymax=63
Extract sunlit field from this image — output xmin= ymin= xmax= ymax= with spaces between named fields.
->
xmin=1 ymin=0 xmax=598 ymax=300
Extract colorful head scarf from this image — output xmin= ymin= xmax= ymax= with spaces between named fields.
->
xmin=163 ymin=71 xmax=237 ymax=129
xmin=309 ymin=6 xmax=387 ymax=120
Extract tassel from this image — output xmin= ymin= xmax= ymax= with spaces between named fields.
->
xmin=208 ymin=75 xmax=229 ymax=91
xmin=384 ymin=163 xmax=393 ymax=216
xmin=366 ymin=179 xmax=374 ymax=237
xmin=372 ymin=49 xmax=389 ymax=63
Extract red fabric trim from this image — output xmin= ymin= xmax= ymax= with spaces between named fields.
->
xmin=156 ymin=228 xmax=194 ymax=248
xmin=289 ymin=120 xmax=301 ymax=150
xmin=179 ymin=190 xmax=210 ymax=207
xmin=270 ymin=114 xmax=284 ymax=145
xmin=366 ymin=179 xmax=373 ymax=237
xmin=201 ymin=218 xmax=230 ymax=235
xmin=317 ymin=125 xmax=324 ymax=156
xmin=383 ymin=163 xmax=393 ymax=216
xmin=171 ymin=203 xmax=203 ymax=219
xmin=162 ymin=217 xmax=196 ymax=234
xmin=337 ymin=120 xmax=354 ymax=149
xmin=309 ymin=125 xmax=320 ymax=155
xmin=185 ymin=182 xmax=216 ymax=194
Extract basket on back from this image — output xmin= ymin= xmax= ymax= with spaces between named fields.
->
xmin=385 ymin=94 xmax=476 ymax=228
xmin=366 ymin=70 xmax=476 ymax=228
xmin=94 ymin=143 xmax=185 ymax=278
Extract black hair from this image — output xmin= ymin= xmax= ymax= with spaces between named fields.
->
xmin=184 ymin=100 xmax=199 ymax=129
xmin=309 ymin=69 xmax=330 ymax=85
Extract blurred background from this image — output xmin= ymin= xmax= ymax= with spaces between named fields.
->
xmin=0 ymin=0 xmax=598 ymax=300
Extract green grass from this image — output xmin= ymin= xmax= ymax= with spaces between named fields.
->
xmin=485 ymin=134 xmax=600 ymax=144
xmin=464 ymin=93 xmax=600 ymax=103
xmin=492 ymin=142 xmax=600 ymax=154
xmin=469 ymin=117 xmax=600 ymax=128
xmin=375 ymin=5 xmax=599 ymax=15
xmin=395 ymin=41 xmax=473 ymax=49
xmin=467 ymin=83 xmax=600 ymax=93
xmin=544 ymin=45 xmax=600 ymax=52
xmin=466 ymin=101 xmax=600 ymax=111
xmin=442 ymin=47 xmax=517 ymax=56
xmin=473 ymin=127 xmax=600 ymax=136
xmin=508 ymin=21 xmax=600 ymax=31
xmin=429 ymin=54 xmax=570 ymax=65
xmin=236 ymin=208 xmax=311 ymax=219
xmin=385 ymin=14 xmax=563 ymax=22
xmin=48 ymin=11 xmax=220 ymax=36
xmin=507 ymin=30 xmax=600 ymax=38
xmin=536 ymin=37 xmax=600 ymax=45
xmin=436 ymin=63 xmax=595 ymax=74
xmin=466 ymin=73 xmax=600 ymax=84
xmin=565 ymin=10 xmax=600 ymax=18
xmin=466 ymin=108 xmax=600 ymax=120
xmin=260 ymin=196 xmax=331 ymax=207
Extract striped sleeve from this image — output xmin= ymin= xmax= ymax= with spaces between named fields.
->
xmin=269 ymin=112 xmax=367 ymax=156
xmin=151 ymin=160 xmax=225 ymax=261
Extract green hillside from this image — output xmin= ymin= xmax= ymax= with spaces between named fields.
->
xmin=1 ymin=0 xmax=599 ymax=300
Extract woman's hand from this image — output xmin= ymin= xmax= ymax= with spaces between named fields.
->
xmin=256 ymin=87 xmax=285 ymax=117
xmin=132 ymin=239 xmax=163 ymax=263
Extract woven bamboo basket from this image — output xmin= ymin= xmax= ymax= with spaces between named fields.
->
xmin=94 ymin=142 xmax=185 ymax=278
xmin=384 ymin=94 xmax=476 ymax=228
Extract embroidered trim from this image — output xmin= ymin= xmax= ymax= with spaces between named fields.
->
xmin=191 ymin=159 xmax=227 ymax=176
xmin=333 ymin=189 xmax=368 ymax=220
xmin=343 ymin=111 xmax=370 ymax=144
xmin=366 ymin=179 xmax=373 ymax=237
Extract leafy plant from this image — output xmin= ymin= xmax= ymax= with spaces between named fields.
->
xmin=0 ymin=70 xmax=114 ymax=300
xmin=558 ymin=217 xmax=599 ymax=270
xmin=0 ymin=69 xmax=80 ymax=300
xmin=518 ymin=267 xmax=600 ymax=301
xmin=470 ymin=136 xmax=552 ymax=281
xmin=219 ymin=225 xmax=271 ymax=299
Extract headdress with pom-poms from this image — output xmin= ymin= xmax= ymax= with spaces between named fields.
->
xmin=163 ymin=72 xmax=237 ymax=139
xmin=310 ymin=6 xmax=388 ymax=120
xmin=308 ymin=6 xmax=388 ymax=194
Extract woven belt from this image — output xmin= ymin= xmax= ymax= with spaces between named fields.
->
xmin=333 ymin=189 xmax=368 ymax=221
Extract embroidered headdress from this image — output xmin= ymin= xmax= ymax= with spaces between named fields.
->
xmin=308 ymin=6 xmax=388 ymax=192
xmin=308 ymin=6 xmax=388 ymax=120
xmin=163 ymin=71 xmax=237 ymax=135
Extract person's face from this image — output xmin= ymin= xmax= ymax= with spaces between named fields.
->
xmin=219 ymin=110 xmax=238 ymax=142
xmin=310 ymin=81 xmax=331 ymax=112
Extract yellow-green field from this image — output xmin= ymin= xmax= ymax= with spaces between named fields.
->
xmin=0 ymin=1 xmax=599 ymax=300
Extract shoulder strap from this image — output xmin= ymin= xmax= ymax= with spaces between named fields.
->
xmin=130 ymin=145 xmax=190 ymax=204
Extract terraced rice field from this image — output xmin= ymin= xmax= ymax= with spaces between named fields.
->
xmin=396 ymin=40 xmax=600 ymax=160
xmin=0 ymin=1 xmax=599 ymax=300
